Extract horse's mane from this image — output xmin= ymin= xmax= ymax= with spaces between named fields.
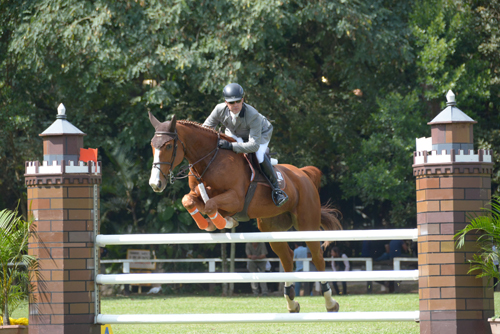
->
xmin=178 ymin=120 xmax=235 ymax=142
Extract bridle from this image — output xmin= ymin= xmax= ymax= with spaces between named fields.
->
xmin=152 ymin=130 xmax=181 ymax=184
xmin=152 ymin=129 xmax=221 ymax=185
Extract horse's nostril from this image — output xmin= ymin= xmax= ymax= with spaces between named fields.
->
xmin=150 ymin=181 xmax=162 ymax=192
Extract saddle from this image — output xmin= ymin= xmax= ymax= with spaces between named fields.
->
xmin=231 ymin=153 xmax=286 ymax=222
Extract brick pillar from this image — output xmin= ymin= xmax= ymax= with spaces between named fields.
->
xmin=414 ymin=91 xmax=494 ymax=334
xmin=25 ymin=104 xmax=101 ymax=334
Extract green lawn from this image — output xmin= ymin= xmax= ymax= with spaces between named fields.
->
xmin=99 ymin=294 xmax=420 ymax=334
xmin=10 ymin=292 xmax=500 ymax=334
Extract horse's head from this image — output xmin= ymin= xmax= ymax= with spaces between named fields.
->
xmin=148 ymin=112 xmax=185 ymax=192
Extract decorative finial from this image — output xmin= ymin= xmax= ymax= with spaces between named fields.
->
xmin=57 ymin=103 xmax=67 ymax=119
xmin=446 ymin=90 xmax=456 ymax=106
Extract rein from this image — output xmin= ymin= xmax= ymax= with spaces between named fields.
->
xmin=152 ymin=130 xmax=220 ymax=184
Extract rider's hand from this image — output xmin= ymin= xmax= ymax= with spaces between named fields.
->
xmin=218 ymin=139 xmax=233 ymax=150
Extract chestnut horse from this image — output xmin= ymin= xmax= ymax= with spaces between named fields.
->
xmin=148 ymin=112 xmax=342 ymax=313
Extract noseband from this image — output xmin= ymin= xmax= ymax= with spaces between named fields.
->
xmin=152 ymin=129 xmax=221 ymax=185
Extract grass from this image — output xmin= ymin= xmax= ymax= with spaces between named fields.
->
xmin=10 ymin=292 xmax=500 ymax=333
xmin=100 ymin=294 xmax=420 ymax=334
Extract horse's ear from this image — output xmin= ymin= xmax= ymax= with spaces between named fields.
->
xmin=148 ymin=111 xmax=161 ymax=129
xmin=170 ymin=115 xmax=177 ymax=131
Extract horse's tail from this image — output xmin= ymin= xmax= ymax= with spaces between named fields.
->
xmin=300 ymin=166 xmax=322 ymax=189
xmin=300 ymin=165 xmax=343 ymax=242
xmin=321 ymin=203 xmax=343 ymax=231
xmin=321 ymin=202 xmax=343 ymax=250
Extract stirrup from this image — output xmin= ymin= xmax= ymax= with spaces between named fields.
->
xmin=272 ymin=189 xmax=289 ymax=207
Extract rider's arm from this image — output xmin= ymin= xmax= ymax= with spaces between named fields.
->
xmin=203 ymin=105 xmax=222 ymax=129
xmin=231 ymin=112 xmax=262 ymax=154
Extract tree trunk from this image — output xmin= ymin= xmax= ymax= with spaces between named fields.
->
xmin=3 ymin=299 xmax=10 ymax=325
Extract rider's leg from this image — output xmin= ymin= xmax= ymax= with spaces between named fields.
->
xmin=257 ymin=144 xmax=289 ymax=207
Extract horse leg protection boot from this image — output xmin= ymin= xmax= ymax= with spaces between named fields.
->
xmin=260 ymin=155 xmax=289 ymax=207
xmin=321 ymin=282 xmax=339 ymax=312
xmin=284 ymin=284 xmax=300 ymax=313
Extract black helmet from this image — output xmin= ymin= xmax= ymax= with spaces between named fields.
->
xmin=223 ymin=83 xmax=245 ymax=102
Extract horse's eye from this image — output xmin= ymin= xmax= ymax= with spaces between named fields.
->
xmin=166 ymin=144 xmax=172 ymax=150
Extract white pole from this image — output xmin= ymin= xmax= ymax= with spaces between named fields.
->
xmin=96 ymin=270 xmax=418 ymax=285
xmin=96 ymin=311 xmax=420 ymax=324
xmin=366 ymin=258 xmax=373 ymax=271
xmin=96 ymin=229 xmax=418 ymax=247
xmin=394 ymin=258 xmax=401 ymax=271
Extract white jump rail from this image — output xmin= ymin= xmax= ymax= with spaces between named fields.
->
xmin=96 ymin=270 xmax=418 ymax=285
xmin=96 ymin=229 xmax=417 ymax=247
xmin=393 ymin=257 xmax=418 ymax=271
xmin=96 ymin=229 xmax=420 ymax=324
xmin=96 ymin=311 xmax=420 ymax=324
xmin=101 ymin=257 xmax=375 ymax=273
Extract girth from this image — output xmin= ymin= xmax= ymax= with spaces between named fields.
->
xmin=230 ymin=153 xmax=286 ymax=222
xmin=231 ymin=181 xmax=258 ymax=222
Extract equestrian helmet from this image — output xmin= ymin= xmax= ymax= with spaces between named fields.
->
xmin=223 ymin=83 xmax=245 ymax=102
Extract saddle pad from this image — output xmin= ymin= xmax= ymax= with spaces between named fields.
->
xmin=231 ymin=157 xmax=287 ymax=222
xmin=274 ymin=167 xmax=286 ymax=190
xmin=244 ymin=153 xmax=286 ymax=190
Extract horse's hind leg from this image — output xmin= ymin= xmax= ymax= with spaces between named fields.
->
xmin=307 ymin=240 xmax=339 ymax=312
xmin=297 ymin=194 xmax=339 ymax=312
xmin=257 ymin=216 xmax=300 ymax=313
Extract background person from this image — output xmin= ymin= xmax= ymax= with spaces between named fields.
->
xmin=245 ymin=242 xmax=269 ymax=296
xmin=293 ymin=242 xmax=308 ymax=296
xmin=330 ymin=246 xmax=350 ymax=295
xmin=374 ymin=240 xmax=409 ymax=293
xmin=375 ymin=240 xmax=409 ymax=261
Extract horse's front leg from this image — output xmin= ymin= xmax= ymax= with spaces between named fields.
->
xmin=204 ymin=189 xmax=244 ymax=230
xmin=181 ymin=190 xmax=213 ymax=230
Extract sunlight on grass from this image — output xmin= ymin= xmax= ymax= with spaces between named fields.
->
xmin=101 ymin=294 xmax=420 ymax=334
xmin=10 ymin=292 xmax=500 ymax=333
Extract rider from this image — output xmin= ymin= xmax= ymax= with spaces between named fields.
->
xmin=203 ymin=83 xmax=289 ymax=207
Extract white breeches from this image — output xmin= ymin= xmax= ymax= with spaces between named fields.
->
xmin=225 ymin=130 xmax=269 ymax=164
xmin=256 ymin=141 xmax=269 ymax=163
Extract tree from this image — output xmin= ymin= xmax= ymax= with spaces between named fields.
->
xmin=0 ymin=207 xmax=40 ymax=325
xmin=3 ymin=0 xmax=500 ymax=248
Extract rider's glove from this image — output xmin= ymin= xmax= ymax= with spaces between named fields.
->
xmin=218 ymin=139 xmax=233 ymax=151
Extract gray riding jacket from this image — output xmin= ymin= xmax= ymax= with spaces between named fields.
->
xmin=203 ymin=103 xmax=273 ymax=154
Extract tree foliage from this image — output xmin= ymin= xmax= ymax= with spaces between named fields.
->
xmin=455 ymin=196 xmax=500 ymax=286
xmin=0 ymin=207 xmax=39 ymax=325
xmin=1 ymin=0 xmax=500 ymax=260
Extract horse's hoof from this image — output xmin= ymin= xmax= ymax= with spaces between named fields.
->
xmin=327 ymin=301 xmax=339 ymax=312
xmin=288 ymin=302 xmax=300 ymax=313
xmin=204 ymin=220 xmax=216 ymax=232
xmin=225 ymin=216 xmax=239 ymax=229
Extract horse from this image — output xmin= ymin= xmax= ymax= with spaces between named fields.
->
xmin=148 ymin=112 xmax=342 ymax=313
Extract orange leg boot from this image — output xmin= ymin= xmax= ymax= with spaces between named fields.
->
xmin=208 ymin=211 xmax=227 ymax=229
xmin=186 ymin=206 xmax=208 ymax=230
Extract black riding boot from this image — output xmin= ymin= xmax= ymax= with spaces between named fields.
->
xmin=260 ymin=155 xmax=289 ymax=207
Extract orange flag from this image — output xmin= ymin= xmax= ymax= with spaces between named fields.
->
xmin=79 ymin=148 xmax=98 ymax=164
